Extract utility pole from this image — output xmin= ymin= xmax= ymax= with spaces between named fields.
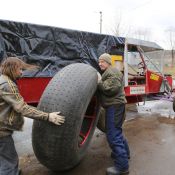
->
xmin=99 ymin=11 xmax=102 ymax=34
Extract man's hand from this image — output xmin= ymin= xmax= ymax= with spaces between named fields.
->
xmin=97 ymin=72 xmax=102 ymax=83
xmin=49 ymin=112 xmax=65 ymax=125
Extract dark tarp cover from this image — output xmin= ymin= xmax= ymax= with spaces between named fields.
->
xmin=0 ymin=20 xmax=124 ymax=77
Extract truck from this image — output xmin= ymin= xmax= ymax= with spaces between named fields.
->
xmin=0 ymin=19 xmax=172 ymax=171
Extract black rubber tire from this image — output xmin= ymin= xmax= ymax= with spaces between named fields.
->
xmin=32 ymin=63 xmax=99 ymax=171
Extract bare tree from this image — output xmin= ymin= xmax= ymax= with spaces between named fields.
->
xmin=110 ymin=19 xmax=152 ymax=42
xmin=110 ymin=13 xmax=122 ymax=37
xmin=109 ymin=12 xmax=132 ymax=37
xmin=111 ymin=19 xmax=121 ymax=37
xmin=165 ymin=26 xmax=175 ymax=67
xmin=131 ymin=27 xmax=152 ymax=41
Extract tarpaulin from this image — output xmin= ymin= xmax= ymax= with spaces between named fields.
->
xmin=0 ymin=19 xmax=124 ymax=77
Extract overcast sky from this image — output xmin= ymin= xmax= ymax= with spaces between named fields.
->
xmin=0 ymin=0 xmax=174 ymax=49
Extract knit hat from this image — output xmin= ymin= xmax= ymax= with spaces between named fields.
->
xmin=99 ymin=53 xmax=112 ymax=65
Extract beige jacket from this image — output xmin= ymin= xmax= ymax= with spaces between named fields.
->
xmin=0 ymin=75 xmax=49 ymax=137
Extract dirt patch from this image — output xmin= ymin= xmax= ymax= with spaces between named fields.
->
xmin=157 ymin=116 xmax=175 ymax=124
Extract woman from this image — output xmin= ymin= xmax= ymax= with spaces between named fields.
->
xmin=0 ymin=57 xmax=65 ymax=175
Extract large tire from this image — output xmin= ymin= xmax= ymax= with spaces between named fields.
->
xmin=32 ymin=63 xmax=100 ymax=171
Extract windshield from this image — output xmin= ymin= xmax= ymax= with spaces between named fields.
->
xmin=144 ymin=50 xmax=163 ymax=73
xmin=127 ymin=50 xmax=163 ymax=75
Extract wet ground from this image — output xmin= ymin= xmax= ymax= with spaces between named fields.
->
xmin=15 ymin=101 xmax=175 ymax=175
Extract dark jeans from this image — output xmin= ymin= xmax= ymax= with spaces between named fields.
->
xmin=106 ymin=104 xmax=129 ymax=171
xmin=0 ymin=135 xmax=19 ymax=175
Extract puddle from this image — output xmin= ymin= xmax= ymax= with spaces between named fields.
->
xmin=137 ymin=100 xmax=175 ymax=118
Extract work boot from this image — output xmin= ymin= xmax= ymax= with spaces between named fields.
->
xmin=106 ymin=166 xmax=129 ymax=175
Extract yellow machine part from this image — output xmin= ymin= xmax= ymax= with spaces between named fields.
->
xmin=111 ymin=55 xmax=124 ymax=71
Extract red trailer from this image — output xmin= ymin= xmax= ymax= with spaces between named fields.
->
xmin=17 ymin=38 xmax=172 ymax=105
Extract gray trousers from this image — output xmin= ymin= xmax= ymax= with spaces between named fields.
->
xmin=0 ymin=135 xmax=19 ymax=175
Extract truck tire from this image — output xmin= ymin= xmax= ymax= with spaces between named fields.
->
xmin=32 ymin=63 xmax=100 ymax=171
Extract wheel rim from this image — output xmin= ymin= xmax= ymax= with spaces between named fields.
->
xmin=78 ymin=96 xmax=98 ymax=147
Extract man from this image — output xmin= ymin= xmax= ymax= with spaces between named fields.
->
xmin=0 ymin=57 xmax=65 ymax=175
xmin=97 ymin=53 xmax=129 ymax=175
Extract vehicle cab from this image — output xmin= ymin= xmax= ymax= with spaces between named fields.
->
xmin=109 ymin=38 xmax=172 ymax=103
